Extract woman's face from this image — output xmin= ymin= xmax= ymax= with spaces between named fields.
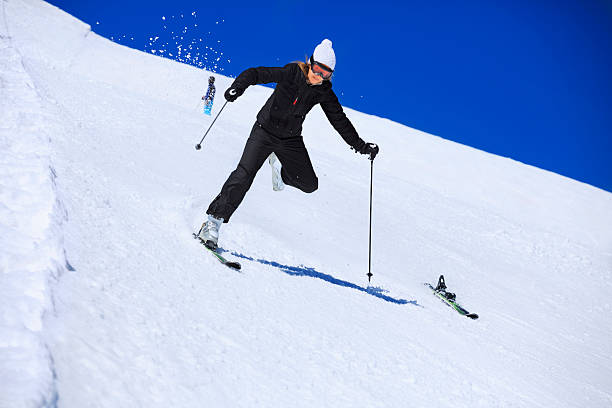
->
xmin=308 ymin=66 xmax=325 ymax=85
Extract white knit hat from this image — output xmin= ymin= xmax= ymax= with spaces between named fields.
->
xmin=313 ymin=39 xmax=336 ymax=71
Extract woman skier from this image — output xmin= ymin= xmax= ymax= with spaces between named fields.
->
xmin=198 ymin=39 xmax=379 ymax=249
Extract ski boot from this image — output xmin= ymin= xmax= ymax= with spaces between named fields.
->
xmin=268 ymin=152 xmax=285 ymax=191
xmin=197 ymin=215 xmax=223 ymax=250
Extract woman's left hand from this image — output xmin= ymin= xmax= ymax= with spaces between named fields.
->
xmin=360 ymin=143 xmax=379 ymax=160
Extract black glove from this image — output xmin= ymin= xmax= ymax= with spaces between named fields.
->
xmin=358 ymin=142 xmax=379 ymax=160
xmin=224 ymin=87 xmax=244 ymax=102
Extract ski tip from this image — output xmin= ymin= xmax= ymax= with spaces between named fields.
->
xmin=467 ymin=313 xmax=479 ymax=320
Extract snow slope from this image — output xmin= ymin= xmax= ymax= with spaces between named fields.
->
xmin=1 ymin=1 xmax=611 ymax=407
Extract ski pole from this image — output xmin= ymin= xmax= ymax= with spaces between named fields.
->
xmin=195 ymin=100 xmax=229 ymax=150
xmin=367 ymin=157 xmax=374 ymax=282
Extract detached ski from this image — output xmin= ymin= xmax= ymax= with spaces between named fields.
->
xmin=425 ymin=275 xmax=478 ymax=319
xmin=192 ymin=233 xmax=241 ymax=271
xmin=202 ymin=76 xmax=216 ymax=116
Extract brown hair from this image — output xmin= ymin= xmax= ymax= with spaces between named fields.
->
xmin=295 ymin=60 xmax=310 ymax=78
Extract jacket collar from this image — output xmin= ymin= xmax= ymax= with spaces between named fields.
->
xmin=307 ymin=79 xmax=332 ymax=93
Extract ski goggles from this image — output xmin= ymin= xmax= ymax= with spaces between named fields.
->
xmin=310 ymin=56 xmax=333 ymax=80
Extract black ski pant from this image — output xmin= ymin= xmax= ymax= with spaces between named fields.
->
xmin=207 ymin=122 xmax=318 ymax=222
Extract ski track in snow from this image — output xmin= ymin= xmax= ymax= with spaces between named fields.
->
xmin=1 ymin=1 xmax=612 ymax=407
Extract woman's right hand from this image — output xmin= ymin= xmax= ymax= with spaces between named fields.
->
xmin=224 ymin=87 xmax=244 ymax=102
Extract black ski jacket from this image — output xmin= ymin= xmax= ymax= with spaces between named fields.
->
xmin=229 ymin=63 xmax=366 ymax=151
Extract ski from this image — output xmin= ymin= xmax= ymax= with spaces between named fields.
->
xmin=192 ymin=233 xmax=241 ymax=271
xmin=202 ymin=76 xmax=216 ymax=116
xmin=425 ymin=275 xmax=478 ymax=319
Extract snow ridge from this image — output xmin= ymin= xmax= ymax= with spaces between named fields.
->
xmin=0 ymin=2 xmax=65 ymax=406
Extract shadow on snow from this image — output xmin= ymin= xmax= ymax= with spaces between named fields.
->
xmin=224 ymin=250 xmax=420 ymax=306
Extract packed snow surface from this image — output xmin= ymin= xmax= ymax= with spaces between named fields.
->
xmin=1 ymin=1 xmax=611 ymax=407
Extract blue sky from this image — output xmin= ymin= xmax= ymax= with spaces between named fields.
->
xmin=48 ymin=0 xmax=612 ymax=192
